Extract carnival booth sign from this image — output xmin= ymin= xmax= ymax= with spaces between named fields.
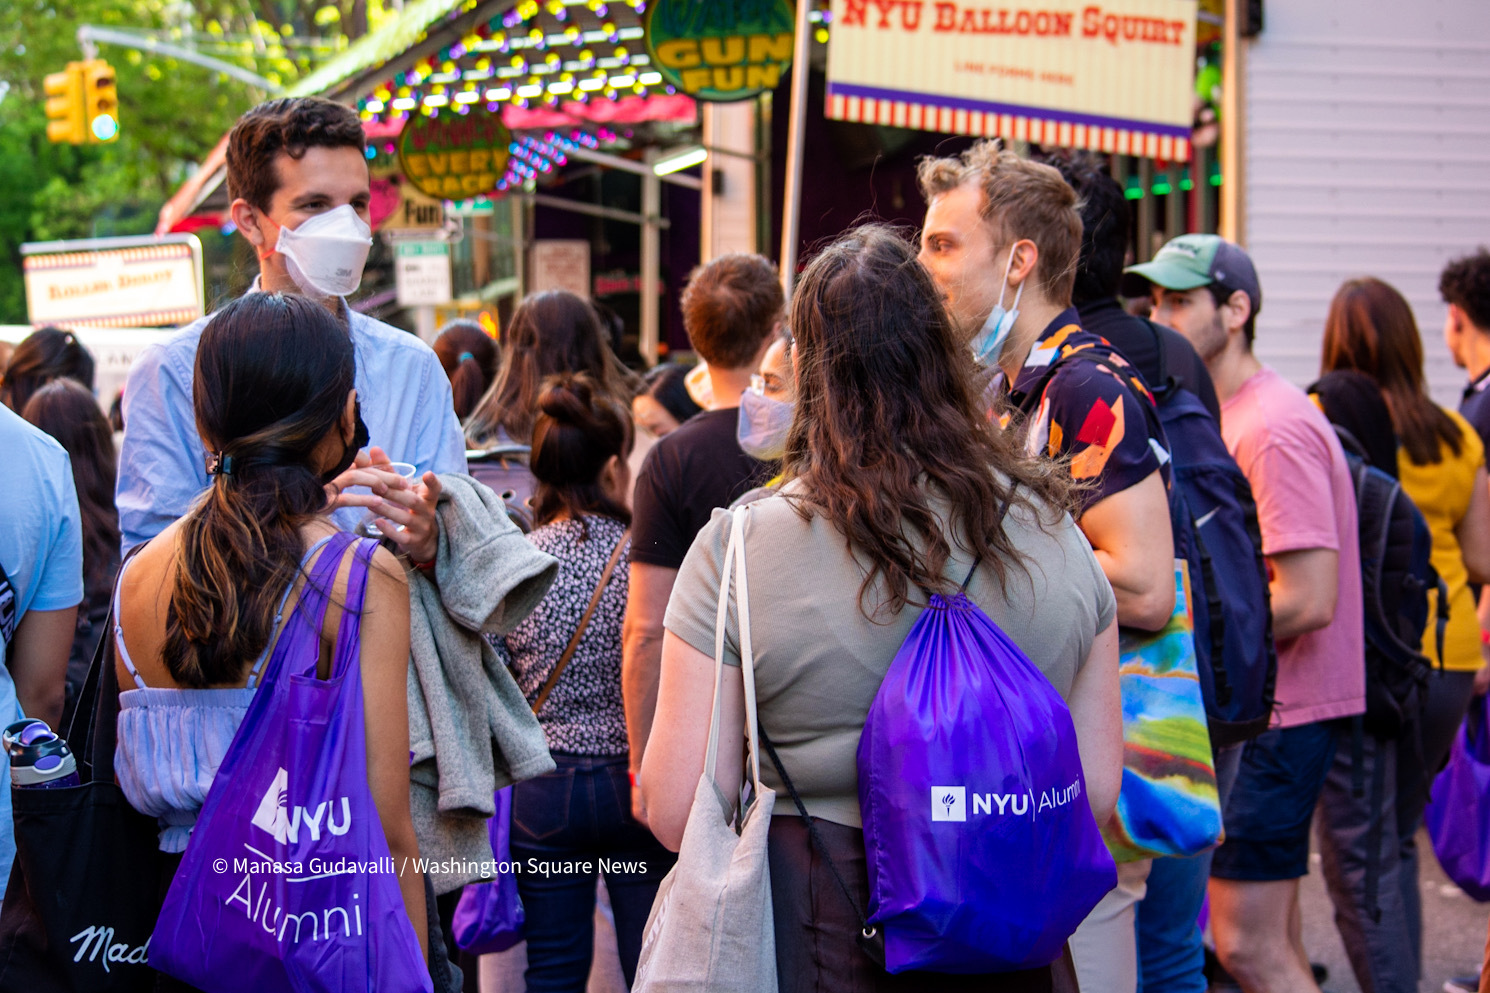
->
xmin=646 ymin=0 xmax=796 ymax=102
xmin=398 ymin=111 xmax=512 ymax=200
xmin=826 ymin=0 xmax=1198 ymax=160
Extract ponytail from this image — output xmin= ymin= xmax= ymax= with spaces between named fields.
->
xmin=530 ymin=372 xmax=633 ymax=530
xmin=164 ymin=293 xmax=355 ymax=687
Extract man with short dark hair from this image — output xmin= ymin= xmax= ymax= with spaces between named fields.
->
xmin=622 ymin=253 xmax=780 ymax=806
xmin=917 ymin=140 xmax=1175 ymax=993
xmin=1443 ymin=248 xmax=1490 ymax=450
xmin=1054 ymin=160 xmax=1220 ymax=422
xmin=118 ymin=97 xmax=466 ymax=556
xmin=1134 ymin=235 xmax=1363 ymax=993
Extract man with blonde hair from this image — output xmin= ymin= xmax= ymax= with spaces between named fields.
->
xmin=917 ymin=140 xmax=1176 ymax=993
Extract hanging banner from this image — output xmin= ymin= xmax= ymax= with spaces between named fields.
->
xmin=646 ymin=0 xmax=796 ymax=102
xmin=825 ymin=0 xmax=1197 ymax=161
xmin=398 ymin=111 xmax=511 ymax=199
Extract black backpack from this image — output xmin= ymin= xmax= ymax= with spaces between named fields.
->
xmin=1336 ymin=429 xmax=1448 ymax=738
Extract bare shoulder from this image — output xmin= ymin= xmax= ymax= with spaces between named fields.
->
xmin=368 ymin=544 xmax=410 ymax=590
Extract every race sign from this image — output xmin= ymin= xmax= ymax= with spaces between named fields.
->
xmin=646 ymin=0 xmax=796 ymax=102
xmin=825 ymin=0 xmax=1197 ymax=160
xmin=398 ymin=111 xmax=512 ymax=200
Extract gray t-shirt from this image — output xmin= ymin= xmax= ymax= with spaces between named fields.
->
xmin=664 ymin=483 xmax=1117 ymax=828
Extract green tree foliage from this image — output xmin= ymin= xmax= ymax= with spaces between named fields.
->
xmin=0 ymin=0 xmax=395 ymax=322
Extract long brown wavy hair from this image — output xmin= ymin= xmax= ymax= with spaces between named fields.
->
xmin=783 ymin=224 xmax=1076 ymax=617
xmin=21 ymin=379 xmax=119 ymax=592
xmin=465 ymin=291 xmax=636 ymax=446
xmin=1322 ymin=276 xmax=1462 ymax=466
xmin=167 ymin=293 xmax=355 ymax=687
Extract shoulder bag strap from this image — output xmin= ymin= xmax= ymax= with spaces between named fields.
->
xmin=76 ymin=542 xmax=148 ymax=783
xmin=0 ymin=562 xmax=15 ymax=649
xmin=531 ymin=527 xmax=630 ymax=715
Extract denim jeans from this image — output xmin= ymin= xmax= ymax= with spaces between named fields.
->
xmin=508 ymin=753 xmax=676 ymax=993
xmin=1134 ymin=743 xmax=1244 ymax=993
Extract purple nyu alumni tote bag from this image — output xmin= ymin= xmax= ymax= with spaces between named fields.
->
xmin=150 ymin=533 xmax=431 ymax=993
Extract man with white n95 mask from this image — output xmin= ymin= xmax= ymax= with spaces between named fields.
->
xmin=117 ymin=97 xmax=467 ymax=560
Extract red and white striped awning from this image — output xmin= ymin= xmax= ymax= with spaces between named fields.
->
xmin=826 ymin=83 xmax=1190 ymax=162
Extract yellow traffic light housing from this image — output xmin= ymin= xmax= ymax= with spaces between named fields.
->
xmin=81 ymin=59 xmax=119 ymax=143
xmin=44 ymin=64 xmax=86 ymax=145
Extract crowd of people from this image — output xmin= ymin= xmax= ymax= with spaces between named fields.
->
xmin=4 ymin=92 xmax=1490 ymax=993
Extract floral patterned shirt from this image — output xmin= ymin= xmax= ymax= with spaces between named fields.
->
xmin=489 ymin=516 xmax=630 ymax=756
xmin=1006 ymin=308 xmax=1168 ymax=511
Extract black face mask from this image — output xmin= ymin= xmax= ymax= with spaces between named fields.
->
xmin=321 ymin=400 xmax=370 ymax=484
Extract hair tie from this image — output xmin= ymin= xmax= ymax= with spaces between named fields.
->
xmin=206 ymin=451 xmax=235 ymax=476
xmin=458 ymin=351 xmax=475 ymax=363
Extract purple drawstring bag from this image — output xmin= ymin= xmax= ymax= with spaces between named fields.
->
xmin=150 ymin=533 xmax=433 ymax=992
xmin=1426 ymin=693 xmax=1490 ymax=901
xmin=450 ymin=786 xmax=525 ymax=954
xmin=858 ymin=588 xmax=1118 ymax=974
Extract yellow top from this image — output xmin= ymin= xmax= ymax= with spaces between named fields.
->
xmin=1397 ymin=409 xmax=1485 ymax=672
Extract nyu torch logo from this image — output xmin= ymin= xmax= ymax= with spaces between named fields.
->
xmin=931 ymin=787 xmax=966 ymax=822
xmin=250 ymin=767 xmax=352 ymax=845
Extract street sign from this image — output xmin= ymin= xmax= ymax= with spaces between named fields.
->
xmin=394 ymin=241 xmax=452 ymax=307
xmin=530 ymin=240 xmax=591 ymax=299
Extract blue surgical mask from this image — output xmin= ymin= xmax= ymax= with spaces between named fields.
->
xmin=737 ymin=383 xmax=793 ymax=462
xmin=969 ymin=247 xmax=1024 ymax=366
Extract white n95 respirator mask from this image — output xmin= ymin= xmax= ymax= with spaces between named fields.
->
xmin=275 ymin=204 xmax=373 ymax=299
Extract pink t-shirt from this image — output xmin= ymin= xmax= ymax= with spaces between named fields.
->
xmin=1221 ymin=366 xmax=1365 ymax=728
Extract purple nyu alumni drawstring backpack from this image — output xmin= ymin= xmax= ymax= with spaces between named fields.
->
xmin=856 ymin=523 xmax=1117 ymax=973
xmin=151 ymin=533 xmax=432 ymax=993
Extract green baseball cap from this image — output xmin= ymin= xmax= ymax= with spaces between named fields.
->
xmin=1124 ymin=234 xmax=1261 ymax=316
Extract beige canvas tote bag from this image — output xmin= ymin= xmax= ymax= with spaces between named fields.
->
xmin=632 ymin=507 xmax=778 ymax=993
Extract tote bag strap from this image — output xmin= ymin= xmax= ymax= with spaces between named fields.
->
xmin=532 ymin=527 xmax=630 ymax=715
xmin=326 ymin=537 xmax=381 ymax=680
xmin=270 ymin=531 xmax=361 ymax=680
xmin=703 ymin=506 xmax=765 ymax=799
xmin=73 ymin=542 xmax=149 ymax=783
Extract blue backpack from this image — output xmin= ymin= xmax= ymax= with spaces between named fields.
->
xmin=1138 ymin=322 xmax=1277 ymax=747
xmin=1019 ymin=325 xmax=1277 ymax=747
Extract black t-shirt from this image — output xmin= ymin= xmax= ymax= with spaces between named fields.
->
xmin=1077 ymin=297 xmax=1222 ymax=423
xmin=631 ymin=408 xmax=770 ymax=570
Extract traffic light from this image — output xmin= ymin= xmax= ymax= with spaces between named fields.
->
xmin=44 ymin=64 xmax=86 ymax=145
xmin=81 ymin=60 xmax=119 ymax=143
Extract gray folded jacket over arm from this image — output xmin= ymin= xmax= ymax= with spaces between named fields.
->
xmin=405 ymin=473 xmax=560 ymax=894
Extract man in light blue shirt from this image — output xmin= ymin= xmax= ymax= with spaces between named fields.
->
xmin=1 ymin=403 xmax=84 ymax=887
xmin=118 ymin=96 xmax=466 ymax=555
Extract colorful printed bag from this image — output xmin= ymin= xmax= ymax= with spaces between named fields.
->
xmin=1101 ymin=565 xmax=1223 ymax=862
xmin=150 ymin=533 xmax=432 ymax=993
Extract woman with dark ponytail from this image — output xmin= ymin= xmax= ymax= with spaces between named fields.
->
xmin=489 ymin=373 xmax=674 ymax=990
xmin=110 ymin=293 xmax=431 ymax=976
xmin=433 ymin=320 xmax=498 ymax=421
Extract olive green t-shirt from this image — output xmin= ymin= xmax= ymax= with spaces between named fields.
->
xmin=663 ymin=483 xmax=1117 ymax=828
